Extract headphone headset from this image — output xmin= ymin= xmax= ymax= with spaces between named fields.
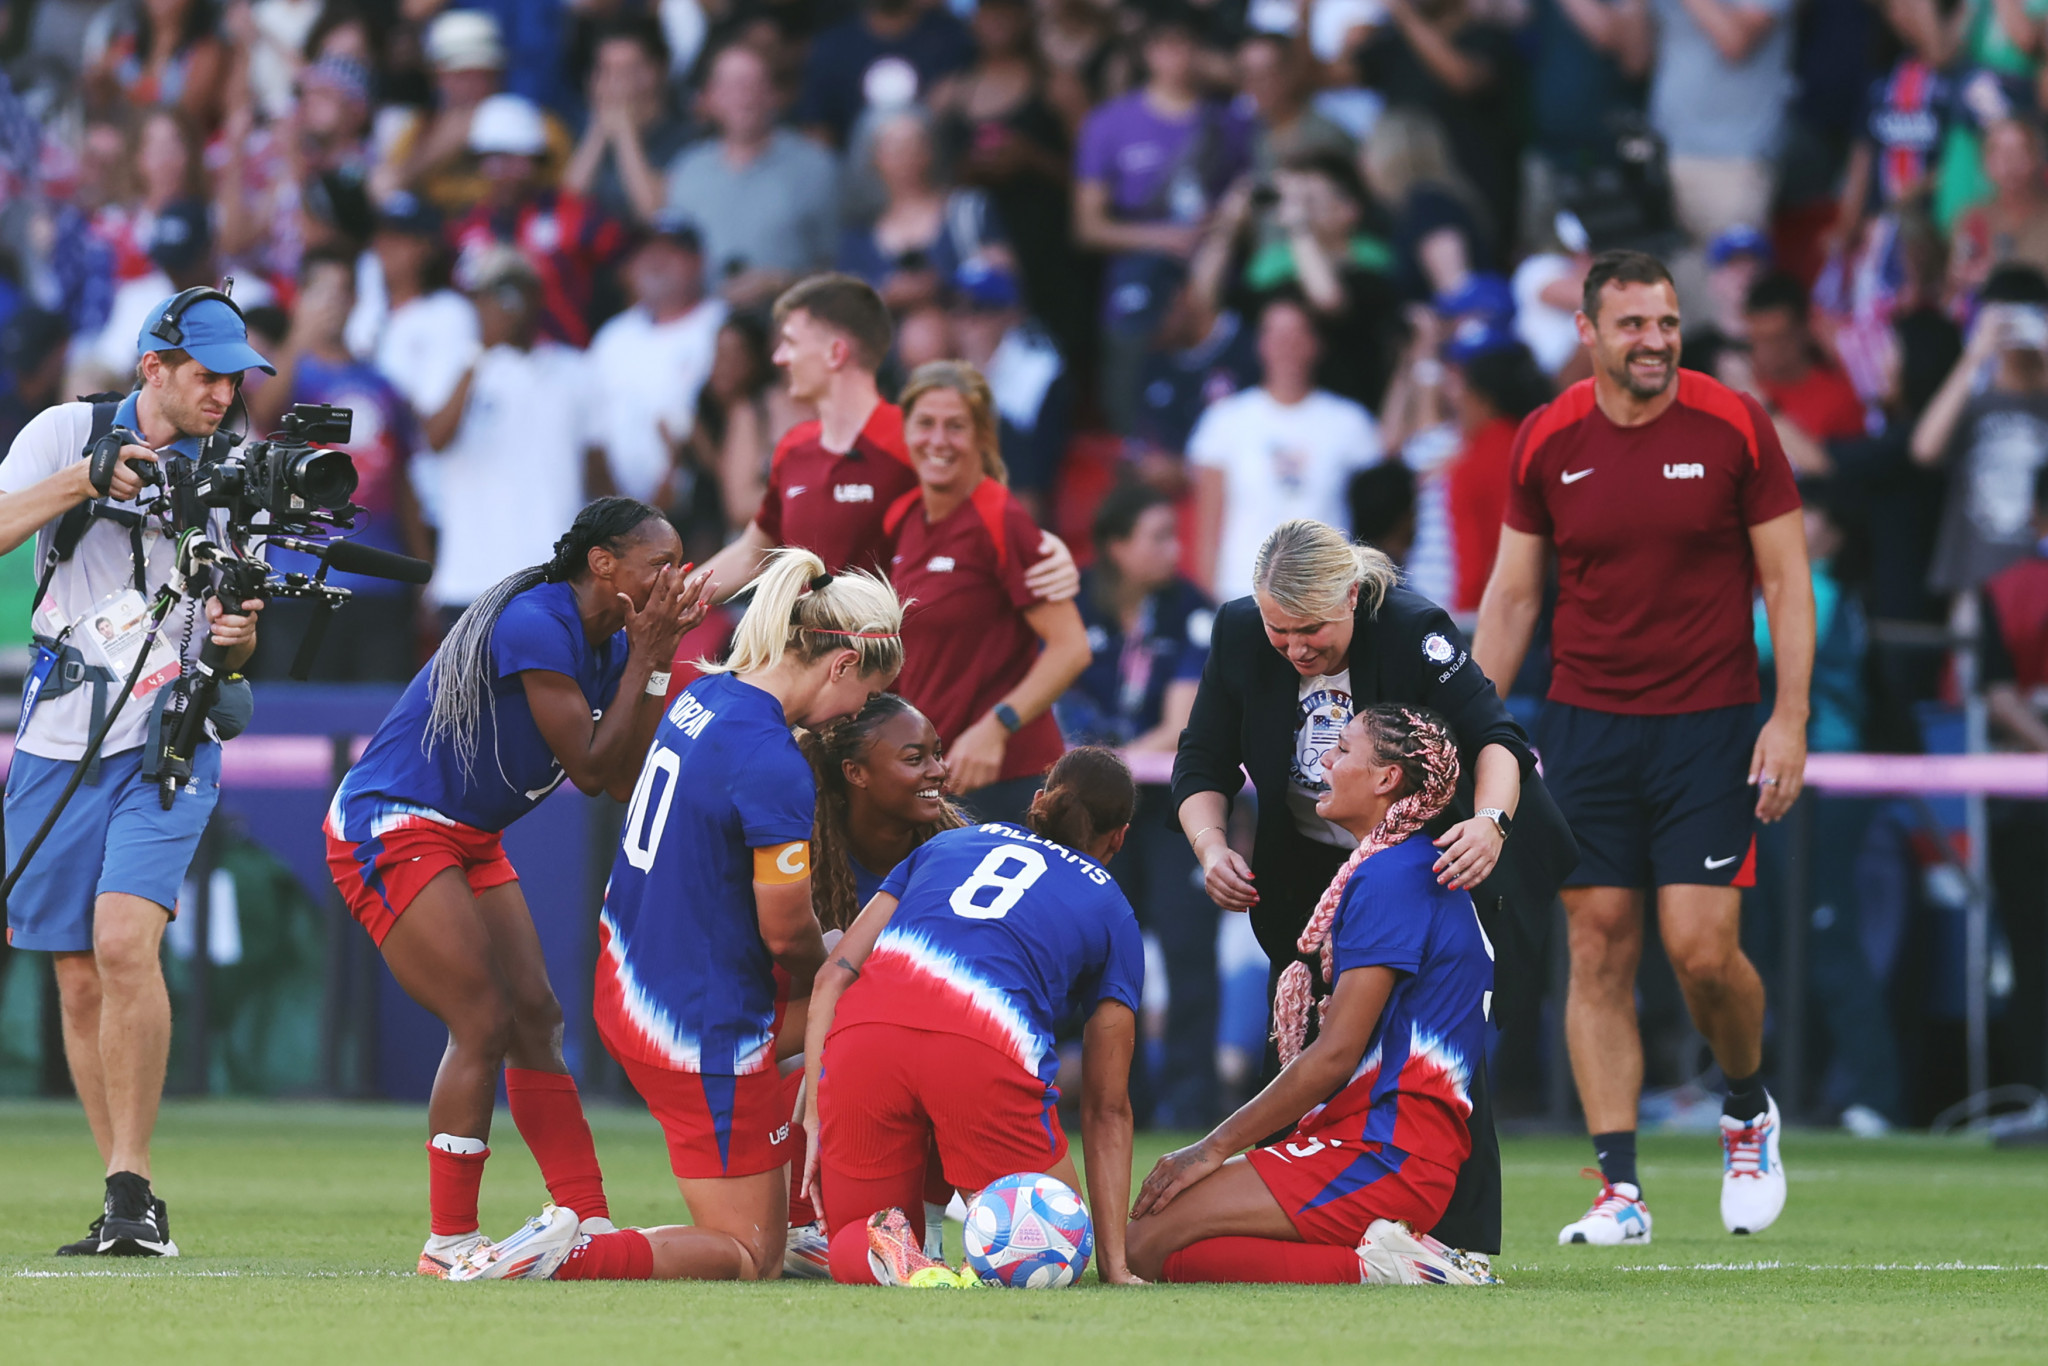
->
xmin=148 ymin=280 xmax=243 ymax=349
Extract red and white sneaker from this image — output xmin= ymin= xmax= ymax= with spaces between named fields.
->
xmin=866 ymin=1209 xmax=973 ymax=1288
xmin=447 ymin=1205 xmax=581 ymax=1282
xmin=1356 ymin=1219 xmax=1492 ymax=1285
xmin=417 ymin=1230 xmax=491 ymax=1278
xmin=783 ymin=1221 xmax=832 ymax=1281
xmin=1721 ymin=1092 xmax=1787 ymax=1235
xmin=1558 ymin=1170 xmax=1653 ymax=1246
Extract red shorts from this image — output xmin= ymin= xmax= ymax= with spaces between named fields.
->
xmin=1246 ymin=1129 xmax=1458 ymax=1246
xmin=818 ymin=1021 xmax=1067 ymax=1193
xmin=613 ymin=1050 xmax=796 ymax=1180
xmin=323 ymin=811 xmax=518 ymax=946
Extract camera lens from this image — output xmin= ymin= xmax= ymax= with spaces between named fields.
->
xmin=285 ymin=448 xmax=359 ymax=509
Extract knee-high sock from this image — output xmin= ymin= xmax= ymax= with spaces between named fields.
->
xmin=820 ymin=1167 xmax=927 ymax=1241
xmin=1162 ymin=1236 xmax=1361 ymax=1285
xmin=828 ymin=1219 xmax=884 ymax=1285
xmin=783 ymin=1073 xmax=817 ymax=1227
xmin=554 ymin=1229 xmax=654 ymax=1280
xmin=427 ymin=1142 xmax=489 ymax=1237
xmin=505 ymin=1068 xmax=609 ymax=1221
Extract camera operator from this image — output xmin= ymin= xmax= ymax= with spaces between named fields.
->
xmin=0 ymin=292 xmax=272 ymax=1258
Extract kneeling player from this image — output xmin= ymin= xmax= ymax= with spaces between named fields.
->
xmin=802 ymin=747 xmax=1145 ymax=1286
xmin=1125 ymin=706 xmax=1498 ymax=1287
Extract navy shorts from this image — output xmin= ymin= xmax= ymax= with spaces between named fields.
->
xmin=4 ymin=744 xmax=221 ymax=951
xmin=1536 ymin=702 xmax=1757 ymax=890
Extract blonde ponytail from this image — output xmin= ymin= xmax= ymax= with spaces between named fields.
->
xmin=701 ymin=546 xmax=905 ymax=678
xmin=1253 ymin=518 xmax=1399 ymax=620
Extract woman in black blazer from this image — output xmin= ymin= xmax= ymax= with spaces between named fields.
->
xmin=1170 ymin=518 xmax=1578 ymax=1258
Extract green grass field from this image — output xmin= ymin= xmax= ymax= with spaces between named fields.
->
xmin=2 ymin=1101 xmax=2043 ymax=1364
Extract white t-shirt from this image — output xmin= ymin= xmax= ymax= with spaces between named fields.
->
xmin=86 ymin=271 xmax=173 ymax=383
xmin=1187 ymin=387 xmax=1380 ymax=603
xmin=0 ymin=403 xmax=218 ymax=760
xmin=1288 ymin=668 xmax=1357 ymax=847
xmin=1512 ymin=252 xmax=1582 ymax=376
xmin=585 ymin=298 xmax=726 ymax=503
xmin=424 ymin=342 xmax=594 ymax=607
xmin=374 ymin=290 xmax=482 ymax=423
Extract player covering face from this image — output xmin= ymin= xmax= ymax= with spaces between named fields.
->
xmin=1125 ymin=706 xmax=1500 ymax=1287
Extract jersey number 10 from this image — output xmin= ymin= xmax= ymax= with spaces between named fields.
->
xmin=949 ymin=843 xmax=1048 ymax=921
xmin=622 ymin=746 xmax=680 ymax=872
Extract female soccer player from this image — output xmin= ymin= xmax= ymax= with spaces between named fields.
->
xmin=451 ymin=547 xmax=905 ymax=1283
xmin=800 ymin=746 xmax=1146 ymax=1287
xmin=1125 ymin=705 xmax=1499 ymax=1287
xmin=323 ymin=497 xmax=709 ymax=1275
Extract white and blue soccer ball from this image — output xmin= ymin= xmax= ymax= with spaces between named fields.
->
xmin=962 ymin=1173 xmax=1094 ymax=1288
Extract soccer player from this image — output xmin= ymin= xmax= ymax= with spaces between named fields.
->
xmin=797 ymin=746 xmax=1146 ymax=1288
xmin=1125 ymin=706 xmax=1496 ymax=1287
xmin=451 ymin=548 xmax=905 ymax=1283
xmin=1472 ymin=249 xmax=1814 ymax=1243
xmin=324 ymin=497 xmax=708 ymax=1275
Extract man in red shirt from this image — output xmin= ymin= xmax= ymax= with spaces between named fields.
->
xmin=1740 ymin=273 xmax=1867 ymax=444
xmin=1473 ymin=250 xmax=1815 ymax=1247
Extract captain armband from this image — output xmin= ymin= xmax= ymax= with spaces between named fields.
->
xmin=753 ymin=840 xmax=811 ymax=885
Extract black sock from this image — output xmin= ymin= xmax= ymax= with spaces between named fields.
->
xmin=1592 ymin=1131 xmax=1638 ymax=1190
xmin=1723 ymin=1070 xmax=1767 ymax=1122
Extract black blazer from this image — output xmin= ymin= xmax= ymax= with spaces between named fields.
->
xmin=1170 ymin=586 xmax=1578 ymax=999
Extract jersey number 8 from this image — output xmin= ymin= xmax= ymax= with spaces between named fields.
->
xmin=949 ymin=843 xmax=1048 ymax=921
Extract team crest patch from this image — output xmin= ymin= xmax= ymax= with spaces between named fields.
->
xmin=1423 ymin=633 xmax=1456 ymax=665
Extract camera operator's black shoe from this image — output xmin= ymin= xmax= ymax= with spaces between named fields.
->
xmin=56 ymin=1174 xmax=177 ymax=1256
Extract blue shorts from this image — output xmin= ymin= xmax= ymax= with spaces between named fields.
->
xmin=1537 ymin=702 xmax=1757 ymax=890
xmin=4 ymin=744 xmax=221 ymax=951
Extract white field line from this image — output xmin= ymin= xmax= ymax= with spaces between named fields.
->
xmin=1515 ymin=1261 xmax=2048 ymax=1273
xmin=14 ymin=1268 xmax=412 ymax=1279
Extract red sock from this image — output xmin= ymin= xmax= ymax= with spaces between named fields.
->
xmin=1162 ymin=1236 xmax=1361 ymax=1285
xmin=553 ymin=1228 xmax=654 ymax=1280
xmin=427 ymin=1142 xmax=490 ymax=1237
xmin=505 ymin=1068 xmax=609 ymax=1221
xmin=921 ymin=1159 xmax=953 ymax=1208
xmin=828 ymin=1219 xmax=884 ymax=1285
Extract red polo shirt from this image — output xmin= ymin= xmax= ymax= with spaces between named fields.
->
xmin=756 ymin=402 xmax=919 ymax=576
xmin=887 ymin=479 xmax=1065 ymax=783
xmin=1504 ymin=371 xmax=1803 ymax=715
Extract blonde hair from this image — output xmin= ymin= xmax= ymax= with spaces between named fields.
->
xmin=1361 ymin=108 xmax=1483 ymax=223
xmin=701 ymin=546 xmax=904 ymax=678
xmin=900 ymin=360 xmax=1007 ymax=484
xmin=1253 ymin=518 xmax=1399 ymax=620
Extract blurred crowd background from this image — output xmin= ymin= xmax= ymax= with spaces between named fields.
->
xmin=1 ymin=0 xmax=2046 ymax=1139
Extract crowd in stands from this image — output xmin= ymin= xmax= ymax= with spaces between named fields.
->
xmin=2 ymin=0 xmax=2047 ymax=1130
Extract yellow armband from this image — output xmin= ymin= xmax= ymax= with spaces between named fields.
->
xmin=754 ymin=841 xmax=811 ymax=884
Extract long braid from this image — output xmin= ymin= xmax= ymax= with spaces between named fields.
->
xmin=421 ymin=496 xmax=663 ymax=781
xmin=1273 ymin=705 xmax=1462 ymax=1068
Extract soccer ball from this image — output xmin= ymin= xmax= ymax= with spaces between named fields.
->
xmin=961 ymin=1173 xmax=1094 ymax=1288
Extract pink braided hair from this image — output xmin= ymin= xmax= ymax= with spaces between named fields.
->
xmin=1272 ymin=706 xmax=1462 ymax=1067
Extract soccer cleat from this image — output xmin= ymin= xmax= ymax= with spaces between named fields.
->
xmin=1414 ymin=1229 xmax=1503 ymax=1285
xmin=578 ymin=1215 xmax=617 ymax=1237
xmin=866 ymin=1208 xmax=973 ymax=1288
xmin=447 ymin=1205 xmax=582 ymax=1282
xmin=1721 ymin=1092 xmax=1787 ymax=1235
xmin=1356 ymin=1219 xmax=1491 ymax=1285
xmin=57 ymin=1195 xmax=172 ymax=1257
xmin=417 ymin=1230 xmax=493 ymax=1278
xmin=80 ymin=1173 xmax=178 ymax=1257
xmin=1558 ymin=1169 xmax=1652 ymax=1246
xmin=782 ymin=1221 xmax=833 ymax=1281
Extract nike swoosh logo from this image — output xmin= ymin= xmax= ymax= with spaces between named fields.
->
xmin=1561 ymin=468 xmax=1595 ymax=484
xmin=1705 ymin=854 xmax=1740 ymax=869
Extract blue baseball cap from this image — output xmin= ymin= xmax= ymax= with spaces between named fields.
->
xmin=1434 ymin=272 xmax=1515 ymax=326
xmin=1443 ymin=314 xmax=1519 ymax=365
xmin=1707 ymin=225 xmax=1773 ymax=268
xmin=952 ymin=258 xmax=1020 ymax=311
xmin=137 ymin=294 xmax=276 ymax=376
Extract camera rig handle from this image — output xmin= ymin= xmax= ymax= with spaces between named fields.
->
xmin=155 ymin=534 xmax=272 ymax=808
xmin=86 ymin=426 xmax=151 ymax=498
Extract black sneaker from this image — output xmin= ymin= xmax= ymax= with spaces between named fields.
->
xmin=65 ymin=1174 xmax=178 ymax=1257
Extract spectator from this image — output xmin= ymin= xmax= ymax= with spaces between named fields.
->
xmin=216 ymin=54 xmax=376 ymax=284
xmin=1931 ymin=2 xmax=2048 ymax=233
xmin=1828 ymin=0 xmax=1954 ymax=272
xmin=0 ymin=308 xmax=69 ymax=449
xmin=1075 ymin=9 xmax=1253 ymax=433
xmin=1524 ymin=0 xmax=1650 ymax=246
xmin=78 ymin=197 xmax=215 ymax=395
xmin=837 ymin=109 xmax=1006 ymax=316
xmin=85 ymin=0 xmax=229 ymax=131
xmin=235 ymin=0 xmax=324 ymax=123
xmin=1237 ymin=32 xmax=1354 ymax=174
xmin=1359 ymin=106 xmax=1492 ymax=301
xmin=245 ymin=248 xmax=430 ymax=682
xmin=946 ymin=259 xmax=1070 ymax=506
xmin=91 ymin=107 xmax=203 ymax=287
xmin=352 ymin=193 xmax=481 ymax=447
xmin=1444 ymin=330 xmax=1553 ymax=613
xmin=796 ymin=0 xmax=975 ymax=148
xmin=687 ymin=312 xmax=803 ymax=547
xmin=1056 ymin=480 xmax=1221 ymax=1126
xmin=1913 ymin=265 xmax=2048 ymax=596
xmin=585 ymin=216 xmax=727 ymax=505
xmin=562 ymin=18 xmax=691 ymax=228
xmin=1131 ymin=280 xmax=1259 ymax=459
xmin=449 ymin=92 xmax=629 ymax=347
xmin=1682 ymin=224 xmax=1774 ymax=379
xmin=1733 ymin=271 xmax=1868 ymax=451
xmin=1512 ymin=210 xmax=1594 ymax=379
xmin=661 ymin=43 xmax=842 ymax=309
xmin=1950 ymin=117 xmax=2048 ymax=301
xmin=1644 ymin=0 xmax=1796 ymax=246
xmin=1187 ymin=295 xmax=1381 ymax=599
xmin=418 ymin=247 xmax=595 ymax=619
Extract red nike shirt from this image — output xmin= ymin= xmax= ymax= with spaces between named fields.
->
xmin=755 ymin=402 xmax=919 ymax=576
xmin=1504 ymin=372 xmax=1803 ymax=715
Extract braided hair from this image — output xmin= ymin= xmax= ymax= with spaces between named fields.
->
xmin=422 ymin=496 xmax=666 ymax=780
xmin=798 ymin=694 xmax=969 ymax=932
xmin=1272 ymin=705 xmax=1461 ymax=1068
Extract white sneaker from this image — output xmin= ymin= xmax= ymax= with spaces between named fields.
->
xmin=1721 ymin=1092 xmax=1787 ymax=1235
xmin=1356 ymin=1219 xmax=1491 ymax=1285
xmin=417 ymin=1229 xmax=491 ymax=1278
xmin=1558 ymin=1170 xmax=1653 ymax=1246
xmin=447 ymin=1204 xmax=581 ymax=1281
xmin=783 ymin=1221 xmax=833 ymax=1280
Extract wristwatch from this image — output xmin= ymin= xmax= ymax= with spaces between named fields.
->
xmin=992 ymin=702 xmax=1023 ymax=734
xmin=1478 ymin=807 xmax=1512 ymax=839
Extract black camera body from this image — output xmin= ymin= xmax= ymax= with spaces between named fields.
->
xmin=186 ymin=403 xmax=360 ymax=528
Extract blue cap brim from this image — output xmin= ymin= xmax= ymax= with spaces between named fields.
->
xmin=184 ymin=338 xmax=276 ymax=376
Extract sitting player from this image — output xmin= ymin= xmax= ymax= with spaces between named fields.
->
xmin=781 ymin=694 xmax=968 ymax=1276
xmin=451 ymin=548 xmax=905 ymax=1282
xmin=800 ymin=746 xmax=1146 ymax=1287
xmin=1124 ymin=705 xmax=1499 ymax=1287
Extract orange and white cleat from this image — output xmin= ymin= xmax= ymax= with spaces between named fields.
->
xmin=417 ymin=1230 xmax=492 ymax=1277
xmin=866 ymin=1208 xmax=974 ymax=1288
xmin=447 ymin=1205 xmax=581 ymax=1282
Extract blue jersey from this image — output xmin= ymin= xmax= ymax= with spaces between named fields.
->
xmin=1311 ymin=834 xmax=1494 ymax=1163
xmin=834 ymin=823 xmax=1144 ymax=1087
xmin=593 ymin=673 xmax=814 ymax=1076
xmin=333 ymin=583 xmax=627 ymax=836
